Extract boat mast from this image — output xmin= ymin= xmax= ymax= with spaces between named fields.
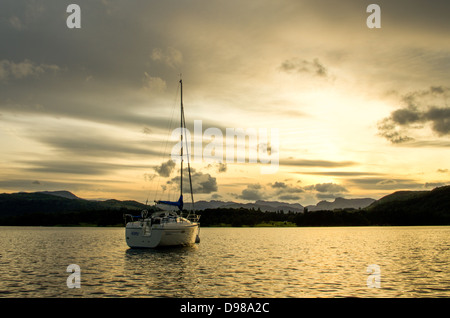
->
xmin=180 ymin=79 xmax=196 ymax=216
xmin=180 ymin=79 xmax=183 ymax=201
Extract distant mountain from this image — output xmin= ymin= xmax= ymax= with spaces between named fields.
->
xmin=306 ymin=197 xmax=376 ymax=211
xmin=185 ymin=200 xmax=304 ymax=213
xmin=0 ymin=191 xmax=148 ymax=218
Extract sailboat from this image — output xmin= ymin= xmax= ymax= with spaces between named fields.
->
xmin=124 ymin=79 xmax=200 ymax=248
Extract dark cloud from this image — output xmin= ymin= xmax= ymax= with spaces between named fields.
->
xmin=21 ymin=160 xmax=138 ymax=176
xmin=34 ymin=131 xmax=161 ymax=158
xmin=271 ymin=181 xmax=287 ymax=188
xmin=236 ymin=184 xmax=265 ymax=201
xmin=190 ymin=171 xmax=218 ymax=194
xmin=280 ymin=158 xmax=356 ymax=168
xmin=378 ymin=86 xmax=450 ymax=143
xmin=0 ymin=59 xmax=61 ymax=81
xmin=271 ymin=181 xmax=304 ymax=201
xmin=154 ymin=160 xmax=176 ymax=177
xmin=168 ymin=168 xmax=218 ymax=194
xmin=280 ymin=58 xmax=328 ymax=77
xmin=424 ymin=182 xmax=449 ymax=189
xmin=142 ymin=127 xmax=153 ymax=135
xmin=217 ymin=163 xmax=227 ymax=173
xmin=377 ymin=118 xmax=414 ymax=144
xmin=300 ymin=171 xmax=382 ymax=177
xmin=400 ymin=140 xmax=450 ymax=148
xmin=305 ymin=183 xmax=348 ymax=194
xmin=346 ymin=177 xmax=423 ymax=190
xmin=275 ymin=183 xmax=304 ymax=194
xmin=316 ymin=193 xmax=340 ymax=200
xmin=205 ymin=163 xmax=226 ymax=173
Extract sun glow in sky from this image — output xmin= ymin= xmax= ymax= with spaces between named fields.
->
xmin=1 ymin=0 xmax=449 ymax=206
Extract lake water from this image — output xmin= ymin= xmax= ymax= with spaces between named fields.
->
xmin=0 ymin=226 xmax=449 ymax=298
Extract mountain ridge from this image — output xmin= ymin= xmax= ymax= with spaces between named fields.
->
xmin=0 ymin=190 xmax=381 ymax=213
xmin=0 ymin=186 xmax=449 ymax=226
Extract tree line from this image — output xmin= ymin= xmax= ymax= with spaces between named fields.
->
xmin=1 ymin=206 xmax=449 ymax=227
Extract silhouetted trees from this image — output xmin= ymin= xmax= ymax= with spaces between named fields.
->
xmin=1 ymin=186 xmax=449 ymax=227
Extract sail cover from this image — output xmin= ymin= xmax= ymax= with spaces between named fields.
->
xmin=156 ymin=195 xmax=184 ymax=211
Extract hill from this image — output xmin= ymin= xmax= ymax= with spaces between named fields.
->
xmin=365 ymin=186 xmax=450 ymax=225
xmin=0 ymin=191 xmax=149 ymax=226
xmin=36 ymin=190 xmax=81 ymax=200
xmin=0 ymin=191 xmax=148 ymax=216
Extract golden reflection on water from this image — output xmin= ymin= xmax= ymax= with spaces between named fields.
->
xmin=0 ymin=226 xmax=448 ymax=297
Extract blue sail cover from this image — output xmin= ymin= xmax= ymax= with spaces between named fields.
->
xmin=156 ymin=195 xmax=184 ymax=211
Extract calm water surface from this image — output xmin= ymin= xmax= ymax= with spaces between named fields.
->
xmin=0 ymin=226 xmax=448 ymax=297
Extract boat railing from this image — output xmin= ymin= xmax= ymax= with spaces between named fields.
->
xmin=123 ymin=213 xmax=137 ymax=224
xmin=186 ymin=214 xmax=200 ymax=223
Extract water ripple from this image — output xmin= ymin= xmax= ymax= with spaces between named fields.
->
xmin=0 ymin=226 xmax=449 ymax=297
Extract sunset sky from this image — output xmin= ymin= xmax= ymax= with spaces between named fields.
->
xmin=1 ymin=0 xmax=449 ymax=206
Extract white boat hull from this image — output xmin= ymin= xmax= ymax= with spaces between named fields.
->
xmin=126 ymin=218 xmax=199 ymax=248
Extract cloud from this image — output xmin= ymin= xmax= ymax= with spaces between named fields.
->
xmin=377 ymin=118 xmax=414 ymax=144
xmin=280 ymin=57 xmax=328 ymax=77
xmin=305 ymin=182 xmax=348 ymax=194
xmin=270 ymin=181 xmax=304 ymax=201
xmin=437 ymin=169 xmax=448 ymax=173
xmin=236 ymin=183 xmax=266 ymax=201
xmin=190 ymin=171 xmax=218 ymax=194
xmin=280 ymin=158 xmax=356 ymax=168
xmin=0 ymin=59 xmax=60 ymax=81
xmin=217 ymin=163 xmax=227 ymax=173
xmin=424 ymin=182 xmax=449 ymax=189
xmin=271 ymin=181 xmax=287 ymax=189
xmin=34 ymin=131 xmax=161 ymax=158
xmin=302 ymin=182 xmax=348 ymax=201
xmin=168 ymin=169 xmax=218 ymax=194
xmin=142 ymin=127 xmax=152 ymax=135
xmin=271 ymin=181 xmax=304 ymax=193
xmin=346 ymin=177 xmax=423 ymax=190
xmin=301 ymin=171 xmax=382 ymax=177
xmin=316 ymin=193 xmax=341 ymax=200
xmin=154 ymin=160 xmax=176 ymax=177
xmin=378 ymin=86 xmax=450 ymax=143
xmin=21 ymin=160 xmax=128 ymax=176
xmin=205 ymin=163 xmax=227 ymax=173
xmin=376 ymin=179 xmax=398 ymax=186
xmin=150 ymin=47 xmax=183 ymax=68
xmin=142 ymin=72 xmax=167 ymax=92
